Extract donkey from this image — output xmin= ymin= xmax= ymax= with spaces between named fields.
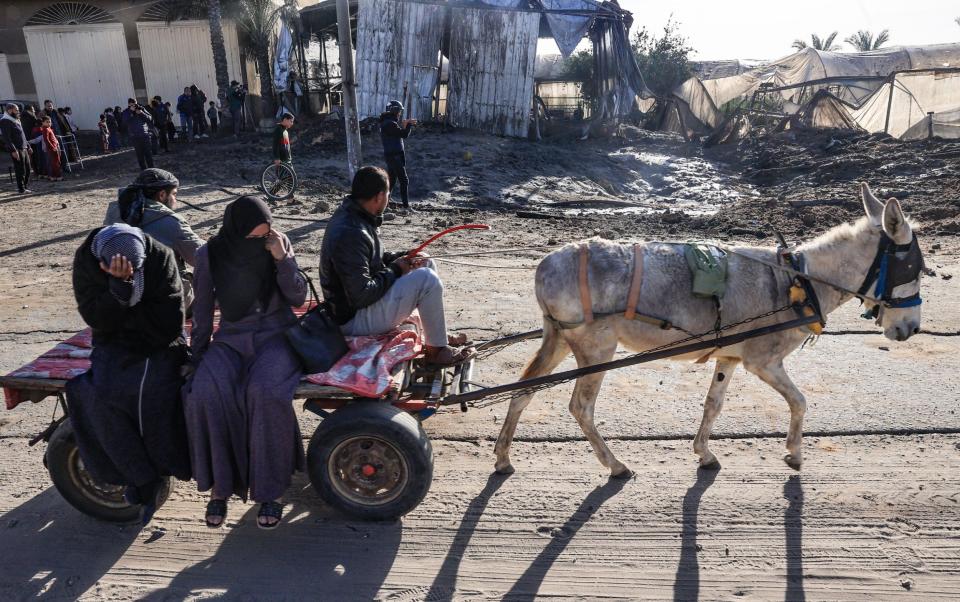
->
xmin=494 ymin=183 xmax=923 ymax=477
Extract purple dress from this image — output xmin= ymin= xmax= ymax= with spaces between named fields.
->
xmin=183 ymin=238 xmax=307 ymax=502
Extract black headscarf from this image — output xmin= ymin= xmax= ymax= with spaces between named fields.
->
xmin=207 ymin=196 xmax=275 ymax=321
xmin=117 ymin=168 xmax=180 ymax=226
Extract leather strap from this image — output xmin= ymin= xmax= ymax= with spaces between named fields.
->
xmin=578 ymin=244 xmax=593 ymax=324
xmin=624 ymin=243 xmax=644 ymax=320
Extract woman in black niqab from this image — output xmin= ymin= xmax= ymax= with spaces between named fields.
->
xmin=183 ymin=194 xmax=308 ymax=530
xmin=207 ymin=196 xmax=275 ymax=321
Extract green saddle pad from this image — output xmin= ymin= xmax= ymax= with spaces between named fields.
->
xmin=684 ymin=244 xmax=728 ymax=299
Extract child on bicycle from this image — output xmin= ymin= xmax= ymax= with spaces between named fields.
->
xmin=272 ymin=112 xmax=293 ymax=166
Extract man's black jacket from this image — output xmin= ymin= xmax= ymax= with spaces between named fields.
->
xmin=0 ymin=114 xmax=28 ymax=152
xmin=73 ymin=228 xmax=185 ymax=354
xmin=379 ymin=112 xmax=412 ymax=156
xmin=319 ymin=197 xmax=405 ymax=324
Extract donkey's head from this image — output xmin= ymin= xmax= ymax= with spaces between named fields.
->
xmin=860 ymin=183 xmax=923 ymax=341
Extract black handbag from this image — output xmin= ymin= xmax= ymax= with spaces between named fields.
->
xmin=284 ymin=271 xmax=349 ymax=374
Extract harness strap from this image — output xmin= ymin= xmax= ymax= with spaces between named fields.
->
xmin=578 ymin=244 xmax=594 ymax=324
xmin=624 ymin=243 xmax=644 ymax=320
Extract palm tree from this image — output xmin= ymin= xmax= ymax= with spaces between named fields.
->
xmin=207 ymin=0 xmax=231 ymax=104
xmin=792 ymin=32 xmax=840 ymax=52
xmin=237 ymin=0 xmax=299 ymax=122
xmin=844 ymin=29 xmax=890 ymax=51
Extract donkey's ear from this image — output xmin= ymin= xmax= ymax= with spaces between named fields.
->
xmin=861 ymin=182 xmax=884 ymax=225
xmin=882 ymin=198 xmax=912 ymax=244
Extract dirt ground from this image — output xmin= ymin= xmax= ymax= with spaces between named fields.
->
xmin=1 ymin=121 xmax=959 ymax=600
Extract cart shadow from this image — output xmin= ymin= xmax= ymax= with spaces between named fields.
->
xmin=424 ymin=472 xmax=511 ymax=601
xmin=140 ymin=477 xmax=402 ymax=601
xmin=0 ymin=487 xmax=139 ymax=600
xmin=502 ymin=476 xmax=629 ymax=601
xmin=672 ymin=467 xmax=720 ymax=601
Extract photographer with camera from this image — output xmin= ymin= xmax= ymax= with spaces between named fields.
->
xmin=121 ymin=98 xmax=156 ymax=170
xmin=227 ymin=80 xmax=247 ymax=137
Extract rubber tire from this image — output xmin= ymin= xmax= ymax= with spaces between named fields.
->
xmin=260 ymin=163 xmax=298 ymax=201
xmin=307 ymin=402 xmax=433 ymax=521
xmin=46 ymin=419 xmax=173 ymax=524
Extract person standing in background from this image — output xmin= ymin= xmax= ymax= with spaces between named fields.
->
xmin=20 ymin=106 xmax=40 ymax=176
xmin=176 ymin=88 xmax=193 ymax=142
xmin=207 ymin=101 xmax=220 ymax=134
xmin=152 ymin=97 xmax=169 ymax=153
xmin=122 ymin=99 xmax=155 ymax=170
xmin=105 ymin=108 xmax=120 ymax=150
xmin=1 ymin=103 xmax=33 ymax=194
xmin=227 ymin=80 xmax=246 ymax=137
xmin=39 ymin=116 xmax=62 ymax=181
xmin=115 ymin=105 xmax=128 ymax=146
xmin=379 ymin=100 xmax=416 ymax=211
xmin=98 ymin=114 xmax=110 ymax=154
xmin=190 ymin=85 xmax=208 ymax=139
xmin=63 ymin=107 xmax=79 ymax=134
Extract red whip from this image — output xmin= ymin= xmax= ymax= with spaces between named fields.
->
xmin=406 ymin=224 xmax=490 ymax=258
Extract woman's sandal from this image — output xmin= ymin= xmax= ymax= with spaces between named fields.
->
xmin=257 ymin=501 xmax=284 ymax=530
xmin=205 ymin=498 xmax=228 ymax=529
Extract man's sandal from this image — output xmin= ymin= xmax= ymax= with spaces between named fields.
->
xmin=424 ymin=345 xmax=476 ymax=367
xmin=257 ymin=501 xmax=284 ymax=530
xmin=205 ymin=499 xmax=228 ymax=529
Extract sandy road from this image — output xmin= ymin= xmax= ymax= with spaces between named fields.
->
xmin=1 ymin=143 xmax=959 ymax=600
xmin=1 ymin=435 xmax=958 ymax=600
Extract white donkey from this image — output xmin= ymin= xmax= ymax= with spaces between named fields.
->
xmin=494 ymin=183 xmax=923 ymax=477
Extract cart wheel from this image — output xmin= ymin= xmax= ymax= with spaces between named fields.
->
xmin=308 ymin=402 xmax=433 ymax=520
xmin=46 ymin=419 xmax=173 ymax=523
xmin=260 ymin=162 xmax=298 ymax=201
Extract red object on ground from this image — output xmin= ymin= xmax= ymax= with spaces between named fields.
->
xmin=405 ymin=224 xmax=490 ymax=259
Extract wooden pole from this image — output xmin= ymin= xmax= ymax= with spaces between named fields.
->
xmin=336 ymin=0 xmax=361 ymax=179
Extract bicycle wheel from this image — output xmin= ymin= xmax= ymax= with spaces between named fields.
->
xmin=261 ymin=163 xmax=298 ymax=201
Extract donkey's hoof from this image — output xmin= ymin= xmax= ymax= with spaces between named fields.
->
xmin=699 ymin=459 xmax=722 ymax=472
xmin=494 ymin=462 xmax=515 ymax=475
xmin=610 ymin=465 xmax=634 ymax=479
xmin=783 ymin=454 xmax=803 ymax=471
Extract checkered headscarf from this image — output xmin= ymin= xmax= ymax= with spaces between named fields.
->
xmin=91 ymin=224 xmax=147 ymax=307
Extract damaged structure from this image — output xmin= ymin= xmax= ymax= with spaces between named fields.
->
xmin=301 ymin=0 xmax=651 ymax=137
xmin=662 ymin=43 xmax=960 ymax=141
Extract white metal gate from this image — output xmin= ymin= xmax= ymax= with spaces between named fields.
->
xmin=137 ymin=20 xmax=243 ymax=106
xmin=24 ymin=23 xmax=135 ymax=130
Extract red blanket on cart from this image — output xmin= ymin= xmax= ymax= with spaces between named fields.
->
xmin=3 ymin=311 xmax=422 ymax=410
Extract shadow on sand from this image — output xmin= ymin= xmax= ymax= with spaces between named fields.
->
xmin=502 ymin=476 xmax=629 ymax=601
xmin=140 ymin=477 xmax=402 ymax=601
xmin=784 ymin=475 xmax=805 ymax=602
xmin=673 ymin=467 xmax=719 ymax=601
xmin=0 ymin=487 xmax=138 ymax=599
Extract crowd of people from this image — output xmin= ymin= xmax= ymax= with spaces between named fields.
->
xmin=0 ymin=99 xmax=84 ymax=191
xmin=66 ymin=163 xmax=470 ymax=529
xmin=1 ymin=81 xmax=251 ymax=193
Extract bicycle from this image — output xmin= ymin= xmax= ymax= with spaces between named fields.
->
xmin=260 ymin=161 xmax=298 ymax=201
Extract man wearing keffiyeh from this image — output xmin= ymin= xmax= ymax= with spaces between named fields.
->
xmin=66 ymin=223 xmax=192 ymax=526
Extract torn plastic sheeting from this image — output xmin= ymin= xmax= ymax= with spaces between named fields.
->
xmin=540 ymin=0 xmax=599 ymax=58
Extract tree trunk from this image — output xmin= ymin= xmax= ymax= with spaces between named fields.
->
xmin=257 ymin=51 xmax=274 ymax=122
xmin=206 ymin=0 xmax=230 ymax=104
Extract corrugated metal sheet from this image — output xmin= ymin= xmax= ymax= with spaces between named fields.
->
xmin=355 ymin=0 xmax=444 ymax=120
xmin=137 ymin=20 xmax=244 ymax=104
xmin=24 ymin=24 xmax=135 ymax=130
xmin=447 ymin=7 xmax=539 ymax=137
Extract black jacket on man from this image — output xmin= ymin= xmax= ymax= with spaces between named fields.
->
xmin=73 ymin=228 xmax=185 ymax=354
xmin=0 ymin=113 xmax=29 ymax=152
xmin=319 ymin=197 xmax=406 ymax=324
xmin=121 ymin=107 xmax=155 ymax=140
xmin=379 ymin=112 xmax=412 ymax=156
